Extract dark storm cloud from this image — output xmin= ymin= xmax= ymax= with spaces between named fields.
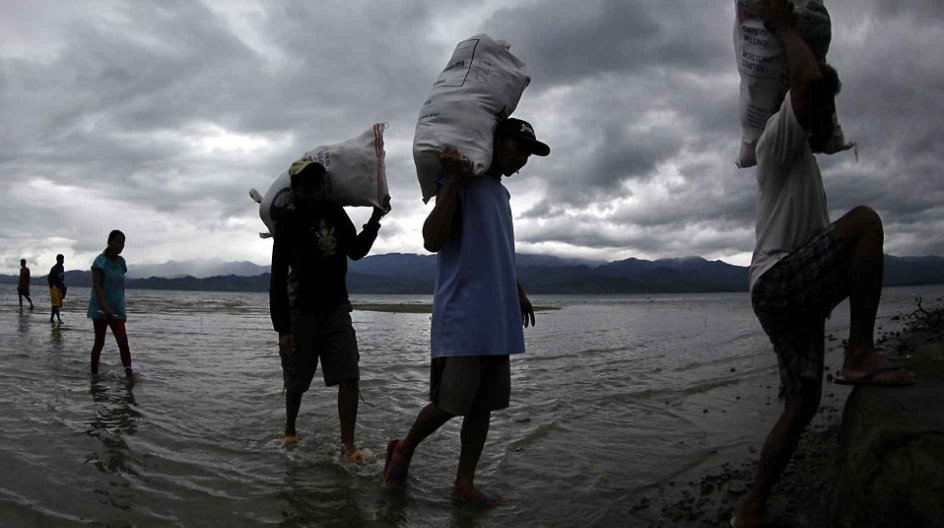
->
xmin=483 ymin=0 xmax=733 ymax=86
xmin=501 ymin=0 xmax=944 ymax=258
xmin=482 ymin=2 xmax=743 ymax=213
xmin=1 ymin=0 xmax=942 ymax=271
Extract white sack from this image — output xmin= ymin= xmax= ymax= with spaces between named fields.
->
xmin=413 ymin=34 xmax=530 ymax=202
xmin=253 ymin=123 xmax=389 ymax=236
xmin=733 ymin=0 xmax=854 ymax=168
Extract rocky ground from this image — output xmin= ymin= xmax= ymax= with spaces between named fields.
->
xmin=632 ymin=301 xmax=944 ymax=528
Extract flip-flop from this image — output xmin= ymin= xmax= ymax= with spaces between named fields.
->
xmin=835 ymin=365 xmax=915 ymax=386
xmin=383 ymin=439 xmax=408 ymax=485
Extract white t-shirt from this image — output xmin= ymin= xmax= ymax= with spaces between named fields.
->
xmin=749 ymin=93 xmax=830 ymax=291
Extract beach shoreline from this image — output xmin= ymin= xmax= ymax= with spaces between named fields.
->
xmin=632 ymin=301 xmax=943 ymax=528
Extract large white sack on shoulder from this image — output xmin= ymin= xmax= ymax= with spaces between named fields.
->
xmin=733 ymin=0 xmax=852 ymax=168
xmin=256 ymin=123 xmax=389 ymax=236
xmin=413 ymin=34 xmax=530 ymax=202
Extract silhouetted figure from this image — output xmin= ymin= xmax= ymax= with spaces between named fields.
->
xmin=17 ymin=258 xmax=34 ymax=310
xmin=87 ymin=230 xmax=133 ymax=377
xmin=48 ymin=254 xmax=66 ymax=324
xmin=269 ymin=159 xmax=389 ymax=459
xmin=733 ymin=2 xmax=915 ymax=527
xmin=384 ymin=118 xmax=548 ymax=505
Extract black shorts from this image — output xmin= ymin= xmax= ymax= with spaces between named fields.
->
xmin=430 ymin=355 xmax=510 ymax=416
xmin=281 ymin=302 xmax=359 ymax=393
xmin=18 ymin=288 xmax=30 ymax=297
xmin=752 ymin=223 xmax=852 ymax=398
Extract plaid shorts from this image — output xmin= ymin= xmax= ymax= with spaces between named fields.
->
xmin=752 ymin=223 xmax=852 ymax=398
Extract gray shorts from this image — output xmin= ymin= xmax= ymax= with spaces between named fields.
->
xmin=282 ymin=302 xmax=359 ymax=393
xmin=429 ymin=355 xmax=510 ymax=416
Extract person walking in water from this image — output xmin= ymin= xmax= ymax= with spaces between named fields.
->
xmin=384 ymin=117 xmax=548 ymax=505
xmin=733 ymin=2 xmax=915 ymax=526
xmin=48 ymin=254 xmax=66 ymax=324
xmin=17 ymin=259 xmax=34 ymax=310
xmin=269 ymin=158 xmax=389 ymax=460
xmin=88 ymin=230 xmax=134 ymax=377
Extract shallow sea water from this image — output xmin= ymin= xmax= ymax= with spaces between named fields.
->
xmin=1 ymin=285 xmax=942 ymax=527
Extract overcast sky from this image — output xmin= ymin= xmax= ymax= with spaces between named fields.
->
xmin=2 ymin=0 xmax=942 ymax=274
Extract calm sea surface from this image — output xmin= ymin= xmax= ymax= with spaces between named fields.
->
xmin=2 ymin=285 xmax=942 ymax=527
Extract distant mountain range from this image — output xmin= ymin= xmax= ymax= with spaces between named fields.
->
xmin=3 ymin=253 xmax=942 ymax=294
xmin=125 ymin=258 xmax=270 ymax=279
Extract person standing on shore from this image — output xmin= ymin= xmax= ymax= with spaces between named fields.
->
xmin=734 ymin=2 xmax=915 ymax=526
xmin=48 ymin=254 xmax=66 ymax=324
xmin=269 ymin=158 xmax=389 ymax=460
xmin=383 ymin=118 xmax=548 ymax=505
xmin=88 ymin=230 xmax=134 ymax=378
xmin=17 ymin=259 xmax=34 ymax=310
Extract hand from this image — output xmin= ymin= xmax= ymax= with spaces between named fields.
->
xmin=371 ymin=196 xmax=392 ymax=220
xmin=762 ymin=0 xmax=796 ymax=33
xmin=436 ymin=147 xmax=473 ymax=183
xmin=520 ymin=292 xmax=535 ymax=328
xmin=102 ymin=306 xmax=116 ymax=318
xmin=279 ymin=334 xmax=296 ymax=363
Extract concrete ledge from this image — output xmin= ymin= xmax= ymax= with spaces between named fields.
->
xmin=833 ymin=314 xmax=944 ymax=527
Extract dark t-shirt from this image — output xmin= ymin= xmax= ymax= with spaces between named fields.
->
xmin=269 ymin=201 xmax=379 ymax=334
xmin=17 ymin=267 xmax=30 ymax=290
xmin=48 ymin=263 xmax=66 ymax=291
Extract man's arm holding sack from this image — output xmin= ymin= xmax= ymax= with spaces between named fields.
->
xmin=422 ymin=147 xmax=470 ymax=253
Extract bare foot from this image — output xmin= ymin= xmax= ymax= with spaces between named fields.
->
xmin=451 ymin=485 xmax=504 ymax=508
xmin=341 ymin=446 xmax=376 ymax=464
xmin=282 ymin=432 xmax=300 ymax=445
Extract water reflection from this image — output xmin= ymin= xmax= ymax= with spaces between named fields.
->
xmin=448 ymin=503 xmax=492 ymax=528
xmin=279 ymin=459 xmax=372 ymax=528
xmin=49 ymin=325 xmax=63 ymax=351
xmin=86 ymin=378 xmax=139 ymax=474
xmin=17 ymin=308 xmax=30 ymax=334
xmin=373 ymin=490 xmax=414 ymax=528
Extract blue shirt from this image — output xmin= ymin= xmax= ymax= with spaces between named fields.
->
xmin=431 ymin=175 xmax=525 ymax=357
xmin=87 ymin=253 xmax=128 ymax=320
